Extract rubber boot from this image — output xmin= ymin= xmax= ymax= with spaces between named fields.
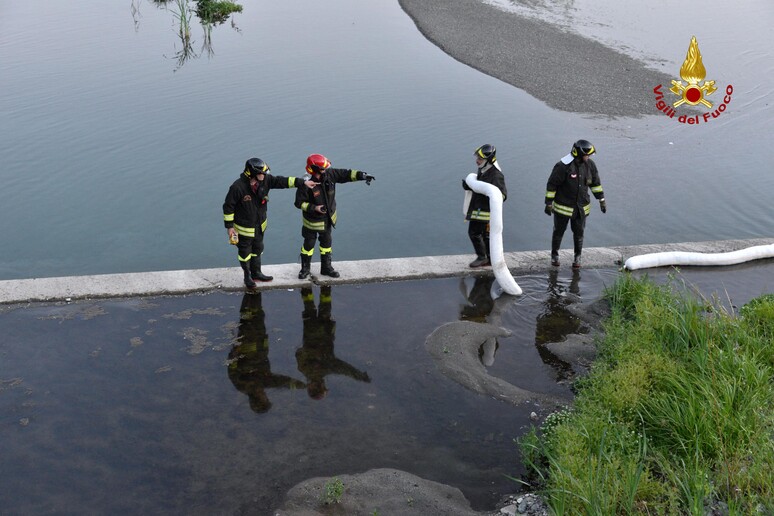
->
xmin=551 ymin=233 xmax=562 ymax=267
xmin=469 ymin=235 xmax=490 ymax=267
xmin=573 ymin=235 xmax=583 ymax=269
xmin=240 ymin=261 xmax=256 ymax=289
xmin=320 ymin=254 xmax=340 ymax=278
xmin=483 ymin=234 xmax=492 ymax=265
xmin=572 ymin=253 xmax=582 ymax=269
xmin=250 ymin=256 xmax=273 ymax=282
xmin=298 ymin=254 xmax=311 ymax=280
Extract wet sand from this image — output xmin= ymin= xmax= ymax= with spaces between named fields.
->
xmin=398 ymin=0 xmax=674 ymax=117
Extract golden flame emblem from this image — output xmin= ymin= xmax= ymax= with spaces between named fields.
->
xmin=670 ymin=36 xmax=717 ymax=108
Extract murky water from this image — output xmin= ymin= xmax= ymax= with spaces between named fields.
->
xmin=1 ymin=0 xmax=773 ymax=280
xmin=4 ymin=261 xmax=774 ymax=512
xmin=1 ymin=272 xmax=615 ymax=513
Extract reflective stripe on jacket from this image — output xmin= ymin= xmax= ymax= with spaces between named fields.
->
xmin=294 ymin=168 xmax=364 ymax=230
xmin=464 ymin=164 xmax=507 ymax=222
xmin=545 ymin=158 xmax=603 ymax=217
xmin=223 ymin=173 xmax=301 ymax=236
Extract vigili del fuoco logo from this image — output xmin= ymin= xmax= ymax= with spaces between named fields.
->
xmin=653 ymin=36 xmax=733 ymax=125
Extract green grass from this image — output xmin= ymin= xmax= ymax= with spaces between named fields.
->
xmin=195 ymin=0 xmax=242 ymax=24
xmin=519 ymin=274 xmax=774 ymax=515
xmin=321 ymin=477 xmax=344 ymax=505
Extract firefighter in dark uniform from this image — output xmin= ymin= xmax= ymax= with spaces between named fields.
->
xmin=294 ymin=154 xmax=375 ymax=279
xmin=544 ymin=140 xmax=606 ymax=269
xmin=227 ymin=292 xmax=305 ymax=413
xmin=223 ymin=158 xmax=314 ymax=288
xmin=462 ymin=144 xmax=507 ymax=267
xmin=295 ymin=286 xmax=371 ymax=400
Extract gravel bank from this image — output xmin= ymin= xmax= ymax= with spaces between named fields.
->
xmin=398 ymin=0 xmax=674 ymax=117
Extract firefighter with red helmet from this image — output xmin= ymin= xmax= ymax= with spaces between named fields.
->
xmin=294 ymin=154 xmax=375 ymax=279
xmin=544 ymin=140 xmax=607 ymax=269
xmin=223 ymin=158 xmax=315 ymax=288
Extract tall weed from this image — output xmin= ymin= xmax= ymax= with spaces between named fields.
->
xmin=520 ymin=274 xmax=774 ymax=514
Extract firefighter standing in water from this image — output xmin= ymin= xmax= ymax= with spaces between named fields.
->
xmin=544 ymin=139 xmax=606 ymax=269
xmin=462 ymin=144 xmax=507 ymax=267
xmin=294 ymin=154 xmax=375 ymax=279
xmin=223 ymin=158 xmax=315 ymax=288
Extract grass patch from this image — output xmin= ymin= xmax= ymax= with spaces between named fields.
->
xmin=196 ymin=0 xmax=242 ymax=24
xmin=519 ymin=274 xmax=774 ymax=514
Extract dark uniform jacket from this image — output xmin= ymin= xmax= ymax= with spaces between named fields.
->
xmin=223 ymin=173 xmax=302 ymax=237
xmin=545 ymin=158 xmax=604 ymax=218
xmin=294 ymin=168 xmax=366 ymax=231
xmin=464 ymin=164 xmax=507 ymax=222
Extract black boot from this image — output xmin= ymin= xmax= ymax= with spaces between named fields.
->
xmin=250 ymin=257 xmax=273 ymax=282
xmin=469 ymin=235 xmax=489 ymax=267
xmin=484 ymin=235 xmax=492 ymax=264
xmin=320 ymin=254 xmax=340 ymax=278
xmin=240 ymin=261 xmax=256 ymax=289
xmin=298 ymin=254 xmax=312 ymax=279
xmin=551 ymin=233 xmax=563 ymax=266
xmin=573 ymin=235 xmax=583 ymax=269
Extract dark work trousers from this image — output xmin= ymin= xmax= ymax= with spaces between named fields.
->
xmin=551 ymin=213 xmax=586 ymax=258
xmin=468 ymin=220 xmax=490 ymax=258
xmin=301 ymin=226 xmax=333 ymax=255
xmin=237 ymin=229 xmax=265 ymax=262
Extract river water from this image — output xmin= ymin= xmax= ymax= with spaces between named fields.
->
xmin=2 ymin=1 xmax=773 ymax=512
xmin=1 ymin=0 xmax=772 ymax=280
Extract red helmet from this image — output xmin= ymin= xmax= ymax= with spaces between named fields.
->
xmin=306 ymin=154 xmax=331 ymax=175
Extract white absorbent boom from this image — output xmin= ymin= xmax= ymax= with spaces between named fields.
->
xmin=464 ymin=173 xmax=522 ymax=296
xmin=624 ymin=244 xmax=774 ymax=271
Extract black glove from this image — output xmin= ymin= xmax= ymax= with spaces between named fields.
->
xmin=544 ymin=204 xmax=553 ymax=216
xmin=600 ymin=200 xmax=607 ymax=213
xmin=357 ymin=171 xmax=375 ymax=185
xmin=462 ymin=179 xmax=470 ymax=191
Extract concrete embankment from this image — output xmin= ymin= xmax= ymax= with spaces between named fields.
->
xmin=2 ymin=239 xmax=773 ymax=305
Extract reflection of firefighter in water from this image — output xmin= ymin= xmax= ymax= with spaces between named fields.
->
xmin=228 ymin=292 xmax=305 ymax=413
xmin=295 ymin=286 xmax=371 ymax=400
xmin=459 ymin=275 xmax=500 ymax=366
xmin=534 ymin=269 xmax=583 ymax=379
xmin=459 ymin=275 xmax=496 ymax=322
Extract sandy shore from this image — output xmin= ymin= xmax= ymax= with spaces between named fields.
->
xmin=398 ymin=0 xmax=674 ymax=117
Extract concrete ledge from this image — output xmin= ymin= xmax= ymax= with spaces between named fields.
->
xmin=1 ymin=238 xmax=773 ymax=304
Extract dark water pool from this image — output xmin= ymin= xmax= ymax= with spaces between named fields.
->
xmin=3 ymin=262 xmax=773 ymax=513
xmin=0 ymin=270 xmax=618 ymax=513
